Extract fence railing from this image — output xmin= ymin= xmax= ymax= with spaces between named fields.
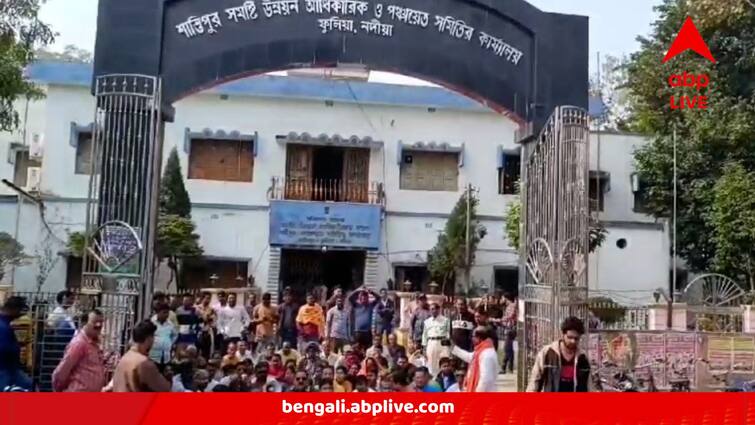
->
xmin=269 ymin=176 xmax=384 ymax=205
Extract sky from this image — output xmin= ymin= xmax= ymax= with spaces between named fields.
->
xmin=38 ymin=0 xmax=660 ymax=85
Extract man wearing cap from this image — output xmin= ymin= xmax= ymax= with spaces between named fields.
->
xmin=0 ymin=297 xmax=32 ymax=391
xmin=422 ymin=302 xmax=450 ymax=376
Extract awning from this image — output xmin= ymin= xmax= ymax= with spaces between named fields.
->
xmin=496 ymin=145 xmax=521 ymax=168
xmin=397 ymin=141 xmax=465 ymax=167
xmin=184 ymin=128 xmax=258 ymax=156
xmin=276 ymin=132 xmax=383 ymax=149
xmin=590 ymin=170 xmax=611 ymax=192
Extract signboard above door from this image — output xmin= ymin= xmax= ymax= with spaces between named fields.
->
xmin=269 ymin=200 xmax=381 ymax=249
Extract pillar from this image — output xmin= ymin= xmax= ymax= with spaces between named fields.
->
xmin=743 ymin=305 xmax=755 ymax=334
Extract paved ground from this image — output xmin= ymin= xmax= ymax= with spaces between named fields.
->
xmin=496 ymin=372 xmax=518 ymax=392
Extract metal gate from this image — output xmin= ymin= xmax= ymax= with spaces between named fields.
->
xmin=518 ymin=106 xmax=591 ymax=390
xmin=82 ymin=74 xmax=164 ymax=320
xmin=10 ymin=290 xmax=138 ymax=391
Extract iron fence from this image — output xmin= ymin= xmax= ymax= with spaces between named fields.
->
xmin=10 ymin=290 xmax=137 ymax=391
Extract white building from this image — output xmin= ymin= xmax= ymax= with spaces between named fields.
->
xmin=0 ymin=61 xmax=675 ymax=304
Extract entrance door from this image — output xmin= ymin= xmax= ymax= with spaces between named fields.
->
xmin=343 ymin=148 xmax=370 ymax=203
xmin=285 ymin=144 xmax=313 ymax=200
xmin=280 ymin=249 xmax=366 ymax=303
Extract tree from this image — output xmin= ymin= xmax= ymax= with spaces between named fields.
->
xmin=0 ymin=0 xmax=55 ymax=132
xmin=427 ymin=188 xmax=487 ymax=295
xmin=160 ymin=147 xmax=192 ymax=219
xmin=626 ymin=0 xmax=755 ymax=277
xmin=589 ymin=54 xmax=631 ymax=131
xmin=156 ymin=147 xmax=201 ymax=289
xmin=35 ymin=44 xmax=92 ymax=63
xmin=34 ymin=240 xmax=58 ymax=293
xmin=710 ymin=163 xmax=755 ymax=292
xmin=0 ymin=232 xmax=28 ymax=283
xmin=503 ymin=193 xmax=607 ymax=253
xmin=66 ymin=231 xmax=86 ymax=257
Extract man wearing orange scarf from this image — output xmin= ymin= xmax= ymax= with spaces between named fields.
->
xmin=451 ymin=326 xmax=499 ymax=392
xmin=296 ymin=293 xmax=325 ymax=351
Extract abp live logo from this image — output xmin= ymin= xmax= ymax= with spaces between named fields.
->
xmin=664 ymin=17 xmax=716 ymax=110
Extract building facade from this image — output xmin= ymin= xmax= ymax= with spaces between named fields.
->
xmin=0 ymin=62 xmax=673 ymax=304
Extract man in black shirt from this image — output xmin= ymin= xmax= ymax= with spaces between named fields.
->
xmin=277 ymin=289 xmax=299 ymax=347
xmin=450 ymin=298 xmax=475 ymax=351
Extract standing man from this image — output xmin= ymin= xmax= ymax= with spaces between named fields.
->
xmin=252 ymin=293 xmax=277 ymax=351
xmin=149 ymin=304 xmax=177 ymax=370
xmin=473 ymin=308 xmax=498 ymax=351
xmin=326 ymin=295 xmax=350 ymax=353
xmin=451 ymin=326 xmax=499 ymax=392
xmin=373 ymin=289 xmax=396 ymax=340
xmin=195 ymin=292 xmax=218 ymax=359
xmin=296 ymin=293 xmax=325 ymax=350
xmin=217 ymin=293 xmax=250 ymax=350
xmin=501 ymin=292 xmax=518 ymax=374
xmin=52 ymin=310 xmax=107 ymax=392
xmin=46 ymin=290 xmax=76 ymax=331
xmin=277 ymin=288 xmax=299 ymax=348
xmin=112 ymin=320 xmax=171 ymax=392
xmin=0 ymin=297 xmax=31 ymax=391
xmin=175 ymin=294 xmax=201 ymax=351
xmin=527 ymin=316 xmax=590 ymax=392
xmin=349 ymin=286 xmax=378 ymax=349
xmin=422 ymin=302 xmax=450 ymax=376
xmin=409 ymin=295 xmax=431 ymax=350
xmin=450 ymin=298 xmax=475 ymax=351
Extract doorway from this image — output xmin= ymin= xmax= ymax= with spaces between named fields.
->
xmin=494 ymin=267 xmax=519 ymax=297
xmin=394 ymin=265 xmax=431 ymax=293
xmin=280 ymin=249 xmax=366 ymax=303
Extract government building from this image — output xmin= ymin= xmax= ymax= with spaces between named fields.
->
xmin=0 ymin=61 xmax=675 ymax=305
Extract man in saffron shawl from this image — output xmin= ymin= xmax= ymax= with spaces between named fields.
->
xmin=450 ymin=326 xmax=499 ymax=392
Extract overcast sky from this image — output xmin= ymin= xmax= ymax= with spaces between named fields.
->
xmin=39 ymin=0 xmax=660 ymax=84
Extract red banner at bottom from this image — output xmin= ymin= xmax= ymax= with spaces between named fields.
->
xmin=2 ymin=393 xmax=754 ymax=425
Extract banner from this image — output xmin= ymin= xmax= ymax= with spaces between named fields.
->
xmin=1 ymin=394 xmax=753 ymax=425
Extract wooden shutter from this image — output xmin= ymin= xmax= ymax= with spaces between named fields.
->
xmin=189 ymin=139 xmax=253 ymax=182
xmin=285 ymin=144 xmax=313 ymax=200
xmin=343 ymin=148 xmax=369 ymax=202
xmin=400 ymin=151 xmax=458 ymax=191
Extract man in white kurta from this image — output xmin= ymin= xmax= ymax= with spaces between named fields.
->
xmin=451 ymin=326 xmax=500 ymax=392
xmin=422 ymin=303 xmax=450 ymax=376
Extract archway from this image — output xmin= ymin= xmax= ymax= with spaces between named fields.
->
xmin=83 ymin=0 xmax=590 ymax=388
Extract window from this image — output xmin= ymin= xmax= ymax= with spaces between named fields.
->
xmin=399 ymin=151 xmax=458 ymax=191
xmin=589 ymin=176 xmax=605 ymax=212
xmin=188 ymin=138 xmax=253 ymax=182
xmin=182 ymin=258 xmax=249 ymax=289
xmin=394 ymin=265 xmax=431 ymax=293
xmin=12 ymin=149 xmax=41 ymax=187
xmin=75 ymin=131 xmax=95 ymax=175
xmin=632 ymin=174 xmax=651 ymax=213
xmin=498 ymin=153 xmax=520 ymax=195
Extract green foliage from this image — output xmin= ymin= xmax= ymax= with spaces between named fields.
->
xmin=66 ymin=231 xmax=86 ymax=258
xmin=626 ymin=0 xmax=755 ymax=276
xmin=0 ymin=0 xmax=54 ymax=132
xmin=160 ymin=147 xmax=192 ymax=218
xmin=504 ymin=197 xmax=520 ymax=250
xmin=503 ymin=195 xmax=607 ymax=253
xmin=428 ymin=188 xmax=486 ymax=293
xmin=156 ymin=214 xmax=203 ymax=260
xmin=710 ymin=163 xmax=755 ymax=291
xmin=0 ymin=232 xmax=28 ymax=282
xmin=589 ymin=54 xmax=631 ymax=131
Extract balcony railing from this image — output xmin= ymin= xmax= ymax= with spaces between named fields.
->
xmin=269 ymin=176 xmax=384 ymax=205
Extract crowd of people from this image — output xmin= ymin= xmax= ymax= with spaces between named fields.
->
xmin=0 ymin=285 xmax=595 ymax=393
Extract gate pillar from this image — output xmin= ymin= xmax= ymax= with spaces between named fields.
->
xmin=82 ymin=75 xmax=164 ymax=322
